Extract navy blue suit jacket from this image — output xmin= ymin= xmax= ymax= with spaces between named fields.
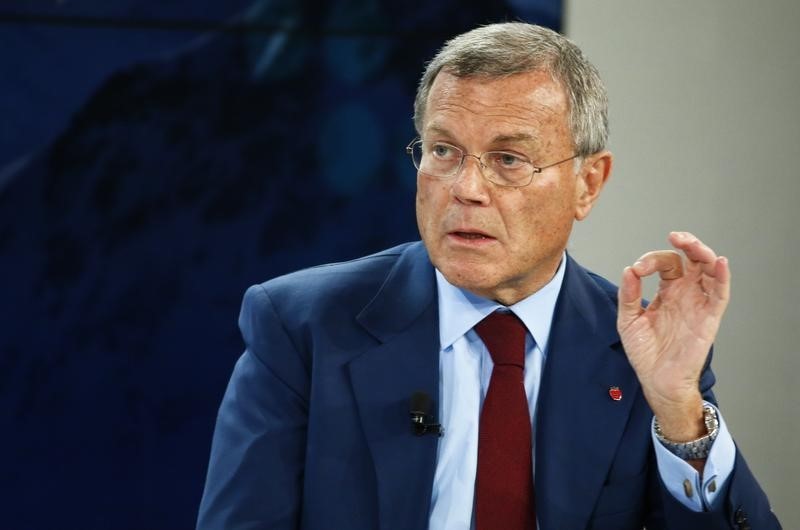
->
xmin=197 ymin=242 xmax=779 ymax=529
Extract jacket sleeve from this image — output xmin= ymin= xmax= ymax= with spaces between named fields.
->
xmin=655 ymin=450 xmax=780 ymax=529
xmin=647 ymin=354 xmax=781 ymax=529
xmin=196 ymin=284 xmax=310 ymax=530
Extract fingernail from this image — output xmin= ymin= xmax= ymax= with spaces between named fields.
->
xmin=633 ymin=260 xmax=644 ymax=269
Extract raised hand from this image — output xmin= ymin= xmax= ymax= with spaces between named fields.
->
xmin=617 ymin=231 xmax=731 ymax=441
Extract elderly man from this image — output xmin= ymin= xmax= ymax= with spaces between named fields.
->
xmin=197 ymin=22 xmax=779 ymax=530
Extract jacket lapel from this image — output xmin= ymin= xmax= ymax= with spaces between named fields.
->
xmin=535 ymin=256 xmax=641 ymax=529
xmin=347 ymin=242 xmax=440 ymax=530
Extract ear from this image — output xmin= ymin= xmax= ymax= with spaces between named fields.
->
xmin=574 ymin=150 xmax=612 ymax=221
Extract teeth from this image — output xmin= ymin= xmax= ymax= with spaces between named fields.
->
xmin=460 ymin=232 xmax=486 ymax=239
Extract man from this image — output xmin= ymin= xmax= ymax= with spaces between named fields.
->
xmin=197 ymin=23 xmax=780 ymax=529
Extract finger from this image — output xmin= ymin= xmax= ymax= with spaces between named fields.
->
xmin=708 ymin=256 xmax=732 ymax=311
xmin=668 ymin=231 xmax=718 ymax=276
xmin=696 ymin=256 xmax=732 ymax=320
xmin=617 ymin=265 xmax=644 ymax=331
xmin=630 ymin=250 xmax=684 ymax=280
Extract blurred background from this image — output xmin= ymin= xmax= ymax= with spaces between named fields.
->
xmin=1 ymin=1 xmax=796 ymax=528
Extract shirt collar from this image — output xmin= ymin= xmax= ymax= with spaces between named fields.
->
xmin=435 ymin=253 xmax=567 ymax=354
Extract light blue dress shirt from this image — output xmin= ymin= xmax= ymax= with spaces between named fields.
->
xmin=428 ymin=256 xmax=735 ymax=529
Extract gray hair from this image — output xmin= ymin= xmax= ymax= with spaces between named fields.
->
xmin=413 ymin=22 xmax=608 ymax=157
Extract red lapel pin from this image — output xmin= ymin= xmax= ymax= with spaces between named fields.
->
xmin=608 ymin=386 xmax=623 ymax=401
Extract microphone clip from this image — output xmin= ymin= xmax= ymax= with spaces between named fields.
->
xmin=409 ymin=391 xmax=444 ymax=437
xmin=410 ymin=413 xmax=444 ymax=437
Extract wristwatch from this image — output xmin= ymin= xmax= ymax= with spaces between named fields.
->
xmin=654 ymin=403 xmax=719 ymax=460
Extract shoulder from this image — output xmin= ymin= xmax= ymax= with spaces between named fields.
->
xmin=566 ymin=255 xmax=621 ymax=307
xmin=586 ymin=269 xmax=620 ymax=304
xmin=243 ymin=242 xmax=422 ymax=321
xmin=264 ymin=242 xmax=414 ymax=295
xmin=579 ymin=262 xmax=653 ymax=311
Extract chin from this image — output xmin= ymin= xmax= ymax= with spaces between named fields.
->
xmin=435 ymin=261 xmax=496 ymax=296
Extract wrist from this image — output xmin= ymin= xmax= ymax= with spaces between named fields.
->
xmin=648 ymin=393 xmax=705 ymax=441
xmin=655 ymin=403 xmax=720 ymax=461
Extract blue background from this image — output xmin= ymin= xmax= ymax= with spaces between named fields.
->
xmin=0 ymin=1 xmax=561 ymax=527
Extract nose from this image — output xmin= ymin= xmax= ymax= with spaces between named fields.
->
xmin=450 ymin=155 xmax=491 ymax=205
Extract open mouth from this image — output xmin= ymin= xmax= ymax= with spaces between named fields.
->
xmin=449 ymin=230 xmax=496 ymax=242
xmin=453 ymin=232 xmax=491 ymax=240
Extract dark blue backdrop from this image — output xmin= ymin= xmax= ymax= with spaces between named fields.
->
xmin=0 ymin=1 xmax=562 ymax=527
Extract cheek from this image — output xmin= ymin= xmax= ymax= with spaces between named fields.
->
xmin=416 ymin=180 xmax=447 ymax=223
xmin=505 ymin=186 xmax=575 ymax=245
xmin=415 ymin=186 xmax=437 ymax=238
xmin=415 ymin=185 xmax=428 ymax=220
xmin=535 ymin=177 xmax=578 ymax=216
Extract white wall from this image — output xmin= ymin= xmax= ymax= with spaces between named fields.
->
xmin=565 ymin=1 xmax=800 ymax=526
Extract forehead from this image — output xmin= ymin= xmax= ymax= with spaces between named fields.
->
xmin=423 ymin=71 xmax=570 ymax=145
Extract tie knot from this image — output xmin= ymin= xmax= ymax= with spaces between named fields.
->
xmin=474 ymin=311 xmax=527 ymax=367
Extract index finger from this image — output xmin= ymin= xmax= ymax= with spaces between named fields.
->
xmin=668 ymin=231 xmax=718 ymax=275
xmin=630 ymin=250 xmax=684 ymax=280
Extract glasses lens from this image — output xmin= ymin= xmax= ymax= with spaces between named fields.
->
xmin=412 ymin=141 xmax=462 ymax=179
xmin=407 ymin=140 xmax=534 ymax=187
xmin=480 ymin=152 xmax=533 ymax=187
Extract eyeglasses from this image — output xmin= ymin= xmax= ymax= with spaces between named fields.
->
xmin=406 ymin=138 xmax=578 ymax=188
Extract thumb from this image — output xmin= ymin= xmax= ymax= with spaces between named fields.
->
xmin=617 ymin=266 xmax=644 ymax=332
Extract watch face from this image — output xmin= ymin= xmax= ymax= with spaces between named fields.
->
xmin=703 ymin=405 xmax=719 ymax=433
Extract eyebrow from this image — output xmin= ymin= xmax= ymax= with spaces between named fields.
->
xmin=424 ymin=126 xmax=539 ymax=146
xmin=425 ymin=125 xmax=455 ymax=139
xmin=491 ymin=133 xmax=538 ymax=144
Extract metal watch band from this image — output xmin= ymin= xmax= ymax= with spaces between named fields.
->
xmin=654 ymin=403 xmax=720 ymax=460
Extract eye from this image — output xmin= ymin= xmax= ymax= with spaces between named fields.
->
xmin=430 ymin=143 xmax=459 ymax=160
xmin=488 ymin=151 xmax=528 ymax=169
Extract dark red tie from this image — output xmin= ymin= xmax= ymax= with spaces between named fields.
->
xmin=474 ymin=311 xmax=535 ymax=530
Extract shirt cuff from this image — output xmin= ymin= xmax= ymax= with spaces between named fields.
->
xmin=651 ymin=402 xmax=736 ymax=511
